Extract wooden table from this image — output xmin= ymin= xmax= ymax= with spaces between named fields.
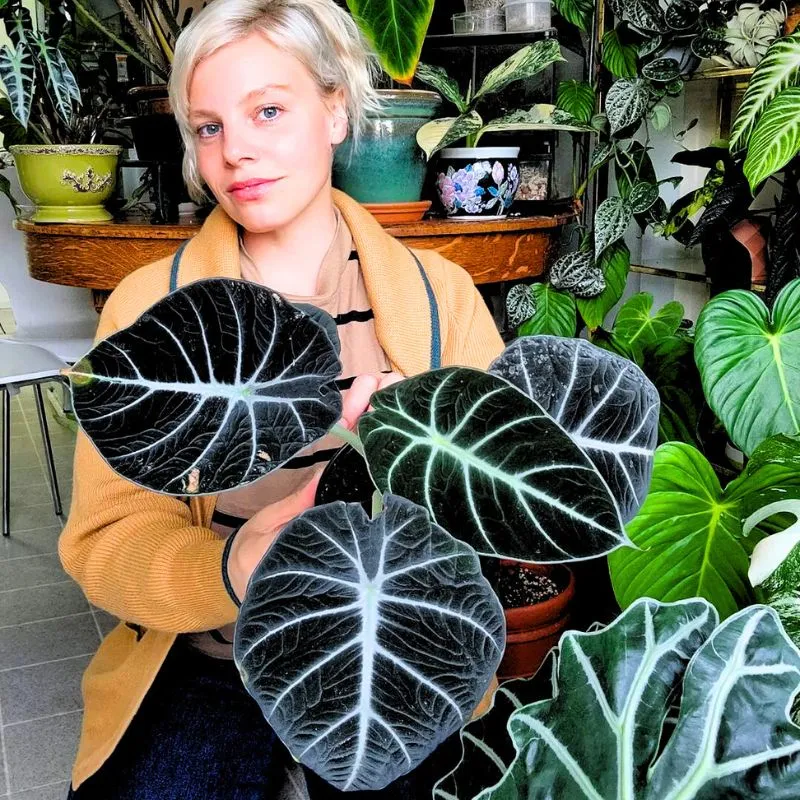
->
xmin=16 ymin=213 xmax=571 ymax=297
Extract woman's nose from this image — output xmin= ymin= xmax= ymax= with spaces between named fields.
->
xmin=221 ymin=127 xmax=257 ymax=165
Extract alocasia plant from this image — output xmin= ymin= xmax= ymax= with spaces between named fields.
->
xmin=436 ymin=598 xmax=800 ymax=799
xmin=66 ymin=277 xmax=660 ymax=791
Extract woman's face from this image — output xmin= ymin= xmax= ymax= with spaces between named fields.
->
xmin=188 ymin=32 xmax=347 ymax=232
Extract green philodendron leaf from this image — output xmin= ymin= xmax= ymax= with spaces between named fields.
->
xmin=628 ymin=181 xmax=659 ymax=213
xmin=552 ymin=0 xmax=593 ymax=32
xmin=609 ymin=443 xmax=754 ymax=619
xmin=694 ymin=278 xmax=800 ymax=456
xmin=594 ymin=196 xmax=633 ymax=256
xmin=743 ymin=88 xmax=800 ymax=191
xmin=472 ymin=40 xmax=564 ymax=104
xmin=556 ymin=80 xmax=596 ymax=124
xmin=359 ymin=367 xmax=628 ymax=563
xmin=602 ymin=29 xmax=638 ymax=78
xmin=0 ymin=42 xmax=34 ymax=128
xmin=606 ymin=78 xmax=649 ymax=134
xmin=730 ymin=30 xmax=800 ymax=153
xmin=517 ymin=283 xmax=577 ymax=337
xmin=415 ymin=111 xmax=482 ymax=159
xmin=611 ymin=292 xmax=684 ymax=359
xmin=479 ymin=598 xmax=800 ymax=800
xmin=577 ymin=240 xmax=631 ymax=331
xmin=346 ymin=0 xmax=434 ymax=82
xmin=415 ymin=62 xmax=466 ymax=112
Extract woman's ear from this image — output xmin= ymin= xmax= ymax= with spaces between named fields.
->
xmin=328 ymin=88 xmax=349 ymax=146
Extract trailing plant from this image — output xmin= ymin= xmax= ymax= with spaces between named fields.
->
xmin=64 ymin=276 xmax=661 ymax=791
xmin=436 ymin=598 xmax=800 ymax=799
xmin=414 ymin=41 xmax=591 ymax=158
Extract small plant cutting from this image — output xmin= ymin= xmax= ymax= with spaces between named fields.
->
xmin=0 ymin=0 xmax=120 ymax=220
xmin=64 ymin=276 xmax=660 ymax=791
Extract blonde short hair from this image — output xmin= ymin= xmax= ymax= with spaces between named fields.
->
xmin=168 ymin=0 xmax=381 ymax=202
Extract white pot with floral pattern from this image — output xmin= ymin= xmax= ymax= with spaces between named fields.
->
xmin=434 ymin=147 xmax=521 ymax=220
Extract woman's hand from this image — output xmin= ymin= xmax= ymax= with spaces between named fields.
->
xmin=225 ymin=371 xmax=404 ymax=602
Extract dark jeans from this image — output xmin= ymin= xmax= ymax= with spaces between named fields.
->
xmin=67 ymin=638 xmax=458 ymax=799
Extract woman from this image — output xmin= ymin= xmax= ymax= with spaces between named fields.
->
xmin=61 ymin=0 xmax=503 ymax=797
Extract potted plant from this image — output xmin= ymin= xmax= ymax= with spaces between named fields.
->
xmin=413 ymin=40 xmax=592 ymax=219
xmin=63 ymin=271 xmax=662 ymax=790
xmin=0 ymin=2 xmax=121 ymax=222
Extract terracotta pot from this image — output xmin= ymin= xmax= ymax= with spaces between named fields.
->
xmin=497 ymin=563 xmax=575 ymax=680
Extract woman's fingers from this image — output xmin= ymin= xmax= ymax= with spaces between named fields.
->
xmin=339 ymin=373 xmax=379 ymax=430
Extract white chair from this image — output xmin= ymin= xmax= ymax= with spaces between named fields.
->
xmin=1 ymin=340 xmax=68 ymax=536
xmin=0 ymin=167 xmax=97 ymax=363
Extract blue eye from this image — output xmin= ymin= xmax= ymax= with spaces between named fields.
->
xmin=197 ymin=123 xmax=221 ymax=138
xmin=258 ymin=106 xmax=281 ymax=121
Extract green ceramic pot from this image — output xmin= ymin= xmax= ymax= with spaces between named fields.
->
xmin=10 ymin=144 xmax=123 ymax=223
xmin=333 ymin=90 xmax=442 ymax=204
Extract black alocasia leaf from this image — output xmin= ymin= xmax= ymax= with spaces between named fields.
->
xmin=68 ymin=278 xmax=342 ymax=494
xmin=767 ymin=165 xmax=800 ymax=306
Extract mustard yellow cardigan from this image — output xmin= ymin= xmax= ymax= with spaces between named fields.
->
xmin=59 ymin=189 xmax=504 ymax=788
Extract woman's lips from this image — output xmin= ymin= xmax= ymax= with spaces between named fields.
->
xmin=228 ymin=178 xmax=282 ymax=201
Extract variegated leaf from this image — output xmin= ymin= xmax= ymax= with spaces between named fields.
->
xmin=506 ymin=283 xmax=536 ymax=328
xmin=33 ymin=35 xmax=76 ymax=124
xmin=0 ymin=42 xmax=34 ymax=128
xmin=416 ymin=111 xmax=482 ymax=159
xmin=490 ymin=336 xmax=659 ymax=521
xmin=473 ymin=40 xmax=565 ymax=104
xmin=415 ymin=62 xmax=466 ymax=112
xmin=359 ymin=367 xmax=628 ymax=563
xmin=549 ymin=251 xmax=606 ymax=298
xmin=629 ymin=181 xmax=659 ymax=213
xmin=606 ymin=78 xmax=649 ymax=134
xmin=594 ymin=196 xmax=633 ymax=256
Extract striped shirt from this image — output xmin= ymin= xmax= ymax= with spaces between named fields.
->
xmin=183 ymin=209 xmax=391 ymax=658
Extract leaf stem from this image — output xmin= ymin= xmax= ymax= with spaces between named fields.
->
xmin=371 ymin=490 xmax=383 ymax=520
xmin=329 ymin=423 xmax=366 ymax=458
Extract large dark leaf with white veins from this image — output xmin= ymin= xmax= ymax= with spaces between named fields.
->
xmin=68 ymin=279 xmax=342 ymax=495
xmin=234 ymin=494 xmax=504 ymax=791
xmin=490 ymin=336 xmax=659 ymax=522
xmin=359 ymin=368 xmax=628 ymax=563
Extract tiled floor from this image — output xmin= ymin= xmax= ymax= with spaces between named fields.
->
xmin=1 ymin=349 xmax=115 ymax=797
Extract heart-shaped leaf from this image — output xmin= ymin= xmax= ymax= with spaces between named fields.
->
xmin=234 ymin=494 xmax=505 ymax=791
xmin=359 ymin=368 xmax=628 ymax=563
xmin=695 ymin=278 xmax=800 ymax=456
xmin=730 ymin=30 xmax=800 ymax=152
xmin=577 ymin=240 xmax=631 ymax=331
xmin=608 ymin=0 xmax=667 ymax=31
xmin=665 ymin=0 xmax=701 ymax=30
xmin=68 ymin=279 xmax=342 ymax=495
xmin=549 ymin=251 xmax=606 ymax=299
xmin=606 ymin=78 xmax=650 ymax=134
xmin=479 ymin=599 xmax=800 ymax=799
xmin=642 ymin=56 xmax=681 ymax=82
xmin=628 ymin=181 xmax=660 ymax=213
xmin=743 ymin=87 xmax=800 ymax=191
xmin=552 ymin=0 xmax=593 ymax=32
xmin=602 ymin=29 xmax=639 ymax=78
xmin=594 ymin=196 xmax=633 ymax=255
xmin=345 ymin=0 xmax=434 ymax=82
xmin=556 ymin=80 xmax=596 ymax=124
xmin=518 ymin=283 xmax=577 ymax=337
xmin=490 ymin=336 xmax=659 ymax=522
xmin=609 ymin=443 xmax=755 ymax=619
xmin=506 ymin=283 xmax=537 ymax=329
xmin=610 ymin=292 xmax=684 ymax=360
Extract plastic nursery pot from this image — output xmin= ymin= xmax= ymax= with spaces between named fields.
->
xmin=9 ymin=144 xmax=123 ymax=224
xmin=434 ymin=146 xmax=521 ymax=220
xmin=495 ymin=561 xmax=575 ymax=680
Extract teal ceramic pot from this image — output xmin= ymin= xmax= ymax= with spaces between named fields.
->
xmin=333 ymin=90 xmax=442 ymax=203
xmin=434 ymin=147 xmax=521 ymax=219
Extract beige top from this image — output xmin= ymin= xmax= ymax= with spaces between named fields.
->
xmin=183 ymin=210 xmax=391 ymax=658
